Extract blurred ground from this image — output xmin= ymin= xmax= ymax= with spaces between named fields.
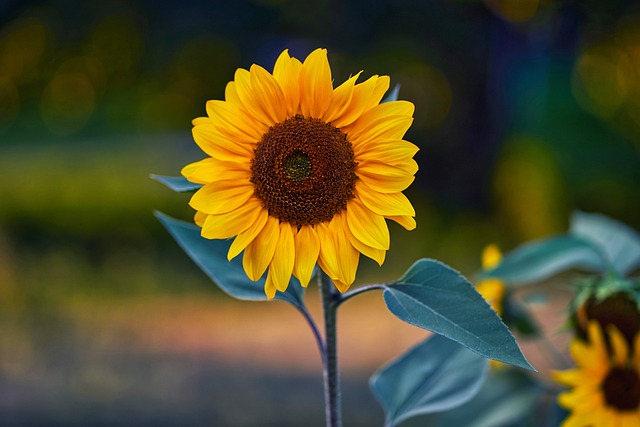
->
xmin=0 ymin=277 xmax=573 ymax=426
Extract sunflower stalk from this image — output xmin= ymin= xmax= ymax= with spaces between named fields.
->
xmin=319 ymin=270 xmax=342 ymax=427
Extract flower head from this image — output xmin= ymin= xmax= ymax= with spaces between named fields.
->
xmin=574 ymin=292 xmax=640 ymax=353
xmin=183 ymin=49 xmax=417 ymax=298
xmin=554 ymin=321 xmax=640 ymax=426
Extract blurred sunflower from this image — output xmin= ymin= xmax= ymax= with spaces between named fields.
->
xmin=182 ymin=48 xmax=417 ymax=298
xmin=476 ymin=244 xmax=506 ymax=316
xmin=554 ymin=321 xmax=640 ymax=426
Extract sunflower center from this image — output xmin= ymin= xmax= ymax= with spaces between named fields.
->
xmin=251 ymin=115 xmax=357 ymax=227
xmin=602 ymin=367 xmax=640 ymax=411
xmin=284 ymin=151 xmax=312 ymax=182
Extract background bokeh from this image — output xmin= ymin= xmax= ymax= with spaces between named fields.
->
xmin=1 ymin=0 xmax=639 ymax=426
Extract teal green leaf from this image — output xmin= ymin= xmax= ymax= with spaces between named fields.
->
xmin=434 ymin=370 xmax=540 ymax=427
xmin=384 ymin=259 xmax=534 ymax=370
xmin=150 ymin=174 xmax=203 ymax=192
xmin=570 ymin=211 xmax=640 ymax=277
xmin=382 ymin=83 xmax=400 ymax=103
xmin=370 ymin=333 xmax=488 ymax=427
xmin=481 ymin=235 xmax=606 ymax=284
xmin=154 ymin=211 xmax=305 ymax=309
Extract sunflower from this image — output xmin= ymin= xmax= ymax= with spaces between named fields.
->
xmin=182 ymin=48 xmax=417 ymax=298
xmin=554 ymin=321 xmax=640 ymax=427
xmin=476 ymin=244 xmax=506 ymax=316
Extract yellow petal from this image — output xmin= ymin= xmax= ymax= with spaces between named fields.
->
xmin=264 ymin=274 xmax=277 ymax=299
xmin=586 ymin=321 xmax=608 ymax=367
xmin=370 ymin=75 xmax=391 ymax=109
xmin=344 ymin=100 xmax=415 ymax=139
xmin=201 ymin=197 xmax=262 ymax=239
xmin=332 ymin=75 xmax=390 ymax=128
xmin=568 ymin=340 xmax=597 ymax=372
xmin=300 ymin=48 xmax=333 ymax=118
xmin=224 ymin=81 xmax=241 ymax=106
xmin=552 ymin=369 xmax=583 ymax=387
xmin=181 ymin=157 xmax=250 ymax=184
xmin=346 ymin=198 xmax=390 ymax=250
xmin=607 ymin=325 xmax=629 ymax=366
xmin=194 ymin=211 xmax=207 ymax=227
xmin=358 ymin=169 xmax=415 ymax=193
xmin=344 ymin=215 xmax=386 ymax=266
xmin=558 ymin=386 xmax=602 ymax=411
xmin=268 ymin=222 xmax=295 ymax=292
xmin=233 ymin=67 xmax=275 ymax=127
xmin=560 ymin=412 xmax=593 ymax=427
xmin=358 ymin=159 xmax=418 ymax=178
xmin=331 ymin=212 xmax=359 ymax=289
xmin=189 ymin=179 xmax=254 ymax=215
xmin=293 ymin=225 xmax=320 ymax=287
xmin=272 ymin=49 xmax=302 ymax=117
xmin=242 ymin=216 xmax=280 ymax=281
xmin=388 ymin=215 xmax=416 ymax=230
xmin=482 ymin=244 xmax=502 ymax=270
xmin=192 ymin=116 xmax=210 ymax=127
xmin=227 ymin=208 xmax=269 ymax=260
xmin=355 ymin=139 xmax=419 ymax=164
xmin=332 ymin=278 xmax=351 ymax=293
xmin=250 ymin=64 xmax=287 ymax=124
xmin=323 ymin=72 xmax=361 ymax=123
xmin=317 ymin=222 xmax=340 ymax=281
xmin=350 ymin=116 xmax=414 ymax=150
xmin=206 ymin=99 xmax=267 ymax=142
xmin=619 ymin=413 xmax=640 ymax=427
xmin=356 ymin=183 xmax=415 ymax=217
xmin=192 ymin=125 xmax=254 ymax=161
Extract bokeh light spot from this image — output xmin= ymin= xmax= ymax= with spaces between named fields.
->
xmin=397 ymin=62 xmax=452 ymax=131
xmin=0 ymin=17 xmax=49 ymax=83
xmin=40 ymin=72 xmax=96 ymax=136
xmin=86 ymin=15 xmax=143 ymax=80
xmin=493 ymin=136 xmax=566 ymax=240
xmin=572 ymin=49 xmax=627 ymax=119
xmin=484 ymin=0 xmax=540 ymax=23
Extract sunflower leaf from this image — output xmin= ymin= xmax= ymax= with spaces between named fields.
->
xmin=150 ymin=174 xmax=203 ymax=192
xmin=570 ymin=211 xmax=640 ymax=277
xmin=154 ymin=211 xmax=306 ymax=309
xmin=432 ymin=369 xmax=541 ymax=427
xmin=370 ymin=333 xmax=488 ymax=427
xmin=480 ymin=235 xmax=606 ymax=285
xmin=384 ymin=259 xmax=534 ymax=371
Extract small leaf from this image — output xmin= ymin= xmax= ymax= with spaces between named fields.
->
xmin=370 ymin=333 xmax=488 ymax=427
xmin=570 ymin=211 xmax=640 ymax=277
xmin=481 ymin=235 xmax=606 ymax=285
xmin=434 ymin=370 xmax=540 ymax=427
xmin=150 ymin=174 xmax=203 ymax=192
xmin=155 ymin=211 xmax=305 ymax=309
xmin=384 ymin=259 xmax=534 ymax=370
xmin=382 ymin=83 xmax=400 ymax=103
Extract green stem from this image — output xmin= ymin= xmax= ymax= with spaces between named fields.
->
xmin=319 ymin=270 xmax=342 ymax=427
xmin=339 ymin=283 xmax=388 ymax=306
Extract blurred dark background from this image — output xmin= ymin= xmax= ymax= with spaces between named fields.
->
xmin=1 ymin=0 xmax=639 ymax=425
